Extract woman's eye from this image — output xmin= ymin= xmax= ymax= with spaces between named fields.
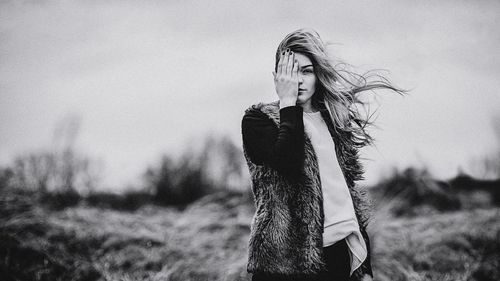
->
xmin=303 ymin=69 xmax=313 ymax=74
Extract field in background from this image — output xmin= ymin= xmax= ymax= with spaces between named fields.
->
xmin=2 ymin=184 xmax=499 ymax=281
xmin=2 ymin=127 xmax=500 ymax=280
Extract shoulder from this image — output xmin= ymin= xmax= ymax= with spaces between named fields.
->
xmin=243 ymin=100 xmax=279 ymax=115
xmin=242 ymin=100 xmax=279 ymax=125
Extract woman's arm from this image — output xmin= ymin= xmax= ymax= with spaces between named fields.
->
xmin=242 ymin=49 xmax=303 ymax=178
xmin=241 ymin=104 xmax=304 ymax=179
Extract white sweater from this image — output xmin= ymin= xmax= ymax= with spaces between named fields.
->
xmin=303 ymin=111 xmax=367 ymax=276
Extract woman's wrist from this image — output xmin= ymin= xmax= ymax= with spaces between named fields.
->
xmin=279 ymin=98 xmax=297 ymax=109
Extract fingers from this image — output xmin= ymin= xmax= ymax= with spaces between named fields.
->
xmin=283 ymin=50 xmax=289 ymax=75
xmin=278 ymin=50 xmax=285 ymax=75
xmin=277 ymin=49 xmax=296 ymax=78
xmin=292 ymin=59 xmax=298 ymax=80
xmin=286 ymin=51 xmax=294 ymax=76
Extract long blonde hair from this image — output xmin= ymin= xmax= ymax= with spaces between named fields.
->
xmin=275 ymin=28 xmax=407 ymax=148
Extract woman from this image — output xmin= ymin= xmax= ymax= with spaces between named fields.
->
xmin=241 ymin=28 xmax=406 ymax=281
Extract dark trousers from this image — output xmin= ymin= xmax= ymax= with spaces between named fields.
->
xmin=251 ymin=238 xmax=351 ymax=281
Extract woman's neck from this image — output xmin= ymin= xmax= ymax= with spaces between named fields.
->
xmin=301 ymin=101 xmax=319 ymax=113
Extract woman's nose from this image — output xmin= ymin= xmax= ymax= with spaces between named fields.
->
xmin=298 ymin=74 xmax=304 ymax=83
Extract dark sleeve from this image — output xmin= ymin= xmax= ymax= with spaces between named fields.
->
xmin=241 ymin=105 xmax=304 ymax=178
xmin=360 ymin=227 xmax=374 ymax=278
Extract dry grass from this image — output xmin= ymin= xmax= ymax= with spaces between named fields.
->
xmin=2 ymin=188 xmax=499 ymax=281
xmin=369 ymin=208 xmax=500 ymax=281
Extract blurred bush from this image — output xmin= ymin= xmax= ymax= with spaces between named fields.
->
xmin=143 ymin=154 xmax=212 ymax=208
xmin=195 ymin=133 xmax=248 ymax=192
xmin=449 ymin=173 xmax=500 ymax=206
xmin=6 ymin=113 xmax=102 ymax=210
xmin=2 ymin=120 xmax=251 ymax=211
xmin=370 ymin=166 xmax=500 ymax=217
xmin=85 ymin=189 xmax=154 ymax=211
xmin=38 ymin=188 xmax=82 ymax=211
xmin=142 ymin=133 xmax=250 ymax=209
xmin=370 ymin=167 xmax=462 ymax=217
xmin=0 ymin=166 xmax=14 ymax=190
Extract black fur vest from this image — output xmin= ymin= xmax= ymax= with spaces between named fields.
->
xmin=242 ymin=100 xmax=373 ymax=280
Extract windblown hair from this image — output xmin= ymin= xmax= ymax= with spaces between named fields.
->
xmin=275 ymin=28 xmax=407 ymax=148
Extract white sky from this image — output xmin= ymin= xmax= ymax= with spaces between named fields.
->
xmin=1 ymin=0 xmax=499 ymax=190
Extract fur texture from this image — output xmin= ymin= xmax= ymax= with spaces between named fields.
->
xmin=242 ymin=100 xmax=373 ymax=280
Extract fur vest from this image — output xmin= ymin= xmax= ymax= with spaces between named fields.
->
xmin=242 ymin=100 xmax=373 ymax=280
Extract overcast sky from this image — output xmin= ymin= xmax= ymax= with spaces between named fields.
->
xmin=1 ymin=0 xmax=499 ymax=190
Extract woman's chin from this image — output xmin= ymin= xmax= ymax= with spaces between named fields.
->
xmin=296 ymin=95 xmax=312 ymax=104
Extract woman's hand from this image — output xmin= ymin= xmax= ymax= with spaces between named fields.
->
xmin=272 ymin=49 xmax=299 ymax=109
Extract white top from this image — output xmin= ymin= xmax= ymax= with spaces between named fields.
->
xmin=303 ymin=111 xmax=367 ymax=276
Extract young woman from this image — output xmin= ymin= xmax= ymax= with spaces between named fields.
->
xmin=241 ymin=28 xmax=406 ymax=281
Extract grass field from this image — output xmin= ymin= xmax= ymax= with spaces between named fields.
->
xmin=1 ymin=188 xmax=499 ymax=281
